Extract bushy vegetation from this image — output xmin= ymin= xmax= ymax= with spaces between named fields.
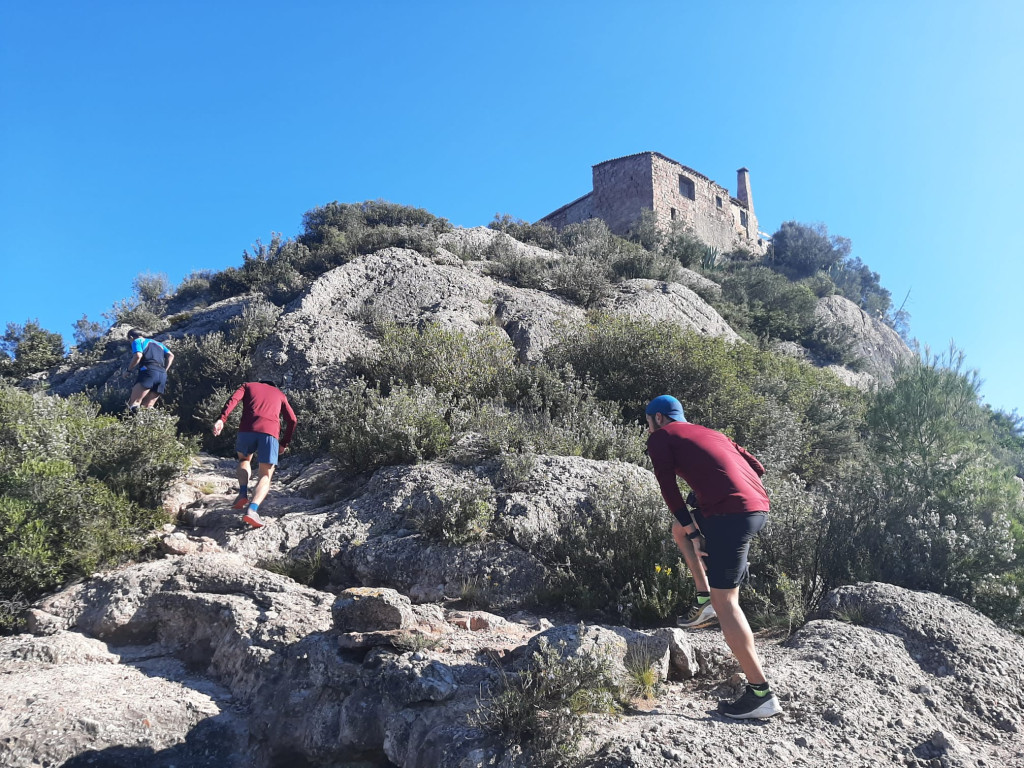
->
xmin=302 ymin=325 xmax=644 ymax=475
xmin=475 ymin=633 xmax=624 ymax=766
xmin=537 ymin=478 xmax=684 ymax=619
xmin=406 ymin=479 xmax=496 ymax=545
xmin=0 ymin=384 xmax=194 ymax=630
xmin=0 ymin=320 xmax=65 ymax=378
xmin=486 ymin=215 xmax=681 ymax=305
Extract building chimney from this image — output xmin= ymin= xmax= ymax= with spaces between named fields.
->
xmin=736 ymin=167 xmax=753 ymax=212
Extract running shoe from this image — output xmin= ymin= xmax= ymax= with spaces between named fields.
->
xmin=242 ymin=511 xmax=264 ymax=529
xmin=718 ymin=684 xmax=783 ymax=719
xmin=232 ymin=495 xmax=249 ymax=510
xmin=677 ymin=600 xmax=718 ymax=629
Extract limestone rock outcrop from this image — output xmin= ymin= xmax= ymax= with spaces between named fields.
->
xmin=813 ymin=294 xmax=912 ymax=386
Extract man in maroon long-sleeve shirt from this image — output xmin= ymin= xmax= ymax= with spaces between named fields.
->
xmin=212 ymin=380 xmax=297 ymax=529
xmin=646 ymin=395 xmax=781 ymax=719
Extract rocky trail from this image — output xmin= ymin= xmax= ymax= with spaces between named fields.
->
xmin=2 ymin=453 xmax=1022 ymax=768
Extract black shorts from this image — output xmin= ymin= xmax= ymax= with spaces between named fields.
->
xmin=136 ymin=367 xmax=167 ymax=395
xmin=691 ymin=507 xmax=766 ymax=590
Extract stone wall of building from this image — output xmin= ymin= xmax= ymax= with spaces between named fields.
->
xmin=649 ymin=154 xmax=762 ymax=253
xmin=590 ymin=153 xmax=654 ymax=234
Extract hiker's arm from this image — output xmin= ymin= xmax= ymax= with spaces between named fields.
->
xmin=280 ymin=399 xmax=298 ymax=451
xmin=164 ymin=351 xmax=174 ymax=372
xmin=126 ymin=352 xmax=143 ymax=372
xmin=213 ymin=386 xmax=246 ymax=435
xmin=647 ymin=432 xmax=694 ymax=531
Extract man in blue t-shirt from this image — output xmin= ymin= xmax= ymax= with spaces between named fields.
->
xmin=126 ymin=328 xmax=174 ymax=414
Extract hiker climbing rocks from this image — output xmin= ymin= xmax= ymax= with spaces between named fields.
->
xmin=213 ymin=379 xmax=297 ymax=529
xmin=645 ymin=394 xmax=781 ymax=719
xmin=125 ymin=329 xmax=173 ymax=413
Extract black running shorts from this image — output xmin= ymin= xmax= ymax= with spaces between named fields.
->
xmin=691 ymin=508 xmax=767 ymax=590
xmin=136 ymin=367 xmax=167 ymax=395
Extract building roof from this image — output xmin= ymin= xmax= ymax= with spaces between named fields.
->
xmin=593 ymin=151 xmax=716 ymax=185
xmin=538 ymin=191 xmax=592 ymax=221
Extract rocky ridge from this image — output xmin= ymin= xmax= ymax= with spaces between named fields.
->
xmin=3 ymin=456 xmax=1023 ymax=768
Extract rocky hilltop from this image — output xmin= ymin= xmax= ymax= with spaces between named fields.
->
xmin=39 ymin=227 xmax=910 ymax=399
xmin=5 ymin=222 xmax=1000 ymax=767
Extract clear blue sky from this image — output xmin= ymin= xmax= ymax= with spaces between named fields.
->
xmin=2 ymin=1 xmax=1022 ymax=414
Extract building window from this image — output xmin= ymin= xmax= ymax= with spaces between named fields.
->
xmin=670 ymin=208 xmax=677 ymax=220
xmin=716 ymin=196 xmax=723 ymax=209
xmin=679 ymin=175 xmax=695 ymax=200
xmin=740 ymin=210 xmax=748 ymax=227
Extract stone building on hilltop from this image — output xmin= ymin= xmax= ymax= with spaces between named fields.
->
xmin=538 ymin=151 xmax=768 ymax=255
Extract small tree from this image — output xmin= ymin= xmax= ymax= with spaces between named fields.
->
xmin=0 ymin=320 xmax=65 ymax=377
xmin=72 ymin=315 xmax=105 ymax=349
xmin=769 ymin=222 xmax=850 ymax=280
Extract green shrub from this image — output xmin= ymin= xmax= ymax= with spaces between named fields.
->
xmin=475 ymin=633 xmax=623 ymax=765
xmin=532 ymin=477 xmax=678 ymax=616
xmin=545 ymin=315 xmax=866 ymax=482
xmin=488 ymin=214 xmax=561 ymax=252
xmin=327 ymin=380 xmax=454 ymax=474
xmin=163 ymin=331 xmax=251 ymax=429
xmin=720 ymin=266 xmax=818 ymax=343
xmin=132 ymin=272 xmax=172 ymax=304
xmin=256 ymin=546 xmax=328 ymax=588
xmin=104 ymin=299 xmax=165 ymax=333
xmin=624 ymin=208 xmax=663 ymax=252
xmin=610 ymin=246 xmax=681 ymax=283
xmin=482 ymin=235 xmax=550 ymax=289
xmin=240 ymin=235 xmax=310 ymax=305
xmin=1 ymin=320 xmax=66 ymax=378
xmin=359 ymin=322 xmax=517 ymax=400
xmin=768 ymin=221 xmax=849 ymax=280
xmin=407 ymin=479 xmax=496 ymax=545
xmin=661 ymin=221 xmax=706 ymax=268
xmin=298 ymin=200 xmax=451 ymax=271
xmin=174 ymin=270 xmax=215 ymax=303
xmin=618 ymin=559 xmax=693 ymax=627
xmin=208 ymin=267 xmax=251 ymax=301
xmin=228 ymin=298 xmax=283 ymax=352
xmin=84 ymin=409 xmax=195 ymax=508
xmin=0 ymin=384 xmax=194 ymax=631
xmin=550 ymin=254 xmax=611 ymax=307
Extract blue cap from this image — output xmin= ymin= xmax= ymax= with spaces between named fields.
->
xmin=645 ymin=395 xmax=686 ymax=422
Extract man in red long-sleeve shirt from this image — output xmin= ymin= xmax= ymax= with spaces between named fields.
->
xmin=212 ymin=380 xmax=297 ymax=529
xmin=646 ymin=395 xmax=781 ymax=720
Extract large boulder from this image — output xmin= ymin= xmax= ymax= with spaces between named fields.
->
xmin=250 ymin=247 xmax=581 ymax=387
xmin=598 ymin=279 xmax=742 ymax=342
xmin=813 ymin=294 xmax=912 ymax=385
xmin=0 ymin=632 xmax=251 ymax=768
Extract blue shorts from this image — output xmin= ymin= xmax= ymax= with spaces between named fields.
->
xmin=136 ymin=367 xmax=167 ymax=395
xmin=690 ymin=507 xmax=767 ymax=590
xmin=235 ymin=431 xmax=279 ymax=465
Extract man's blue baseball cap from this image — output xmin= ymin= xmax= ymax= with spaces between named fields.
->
xmin=645 ymin=395 xmax=686 ymax=422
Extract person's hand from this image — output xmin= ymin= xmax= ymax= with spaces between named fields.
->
xmin=212 ymin=419 xmax=224 ymax=436
xmin=279 ymin=445 xmax=288 ymax=455
xmin=692 ymin=534 xmax=708 ymax=561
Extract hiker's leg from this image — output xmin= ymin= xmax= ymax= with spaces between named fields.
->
xmin=236 ymin=453 xmax=253 ymax=495
xmin=710 ymin=586 xmax=766 ymax=685
xmin=672 ymin=521 xmax=710 ymax=593
xmin=127 ymin=383 xmax=149 ymax=409
xmin=250 ymin=462 xmax=276 ymax=507
xmin=140 ymin=391 xmax=160 ymax=408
